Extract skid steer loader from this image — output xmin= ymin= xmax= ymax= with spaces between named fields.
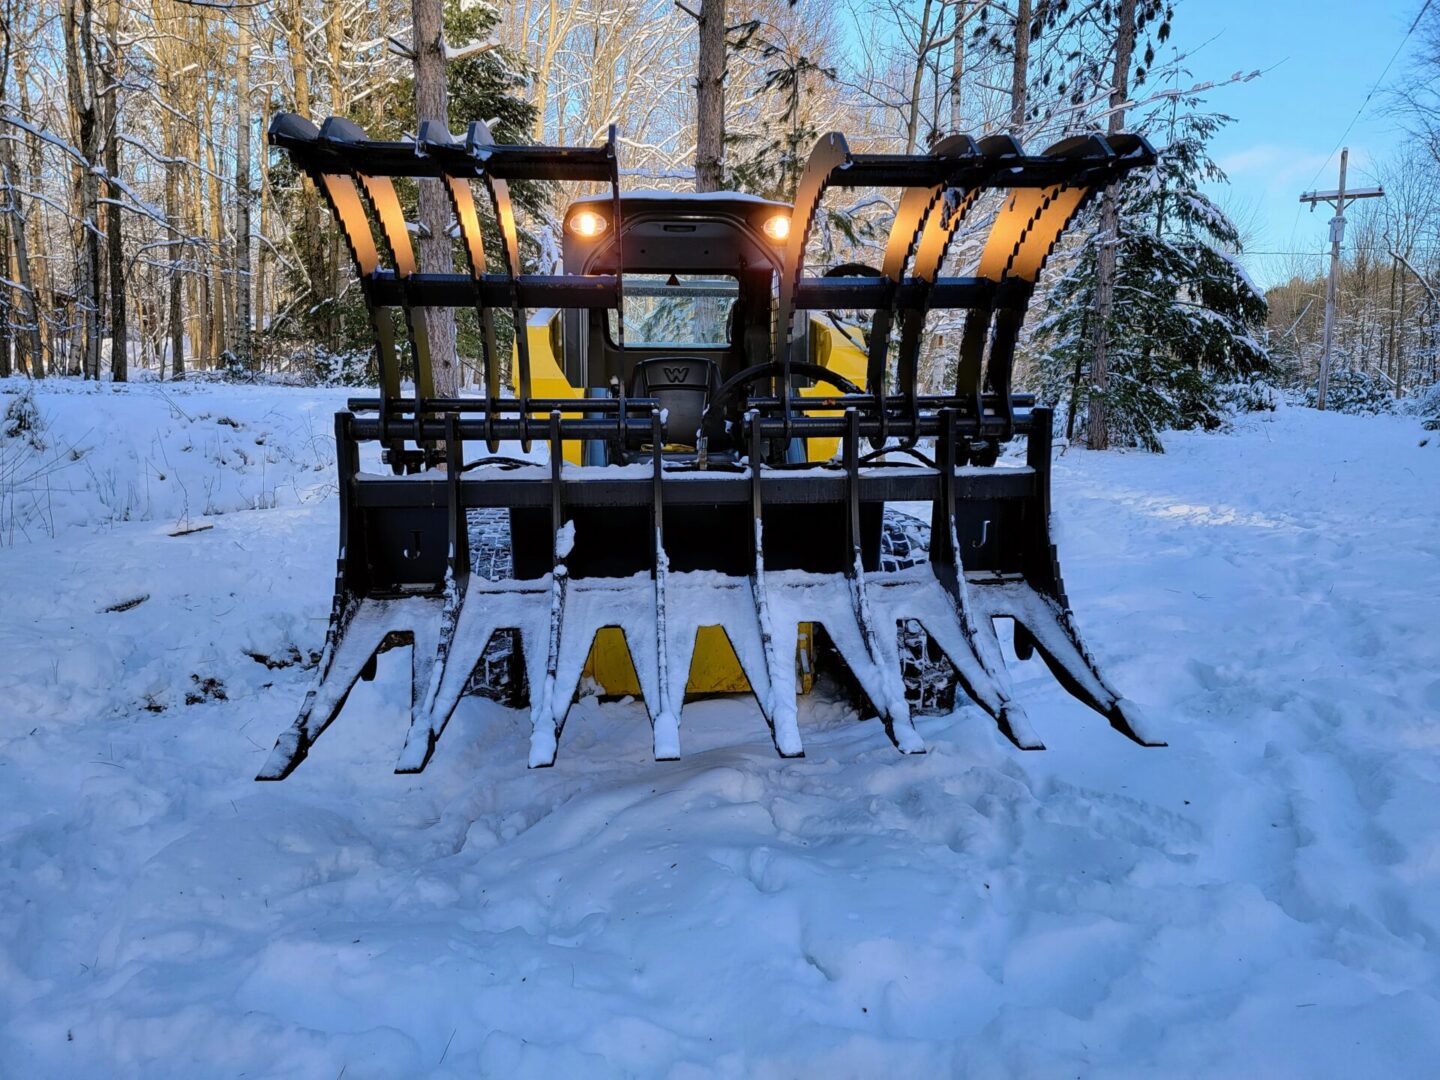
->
xmin=257 ymin=113 xmax=1164 ymax=779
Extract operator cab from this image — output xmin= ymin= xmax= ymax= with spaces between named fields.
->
xmin=558 ymin=192 xmax=801 ymax=452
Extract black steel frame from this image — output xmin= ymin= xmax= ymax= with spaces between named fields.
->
xmin=253 ymin=115 xmax=1165 ymax=780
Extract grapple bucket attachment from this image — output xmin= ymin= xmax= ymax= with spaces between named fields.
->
xmin=258 ymin=113 xmax=1160 ymax=780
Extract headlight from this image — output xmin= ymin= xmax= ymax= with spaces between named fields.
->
xmin=762 ymin=214 xmax=791 ymax=242
xmin=567 ymin=210 xmax=608 ymax=238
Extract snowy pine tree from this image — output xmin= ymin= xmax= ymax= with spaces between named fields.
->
xmin=1033 ymin=110 xmax=1268 ymax=451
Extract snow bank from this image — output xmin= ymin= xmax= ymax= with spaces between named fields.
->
xmin=0 ymin=377 xmax=352 ymax=545
xmin=1 ymin=384 xmax=1438 ymax=1076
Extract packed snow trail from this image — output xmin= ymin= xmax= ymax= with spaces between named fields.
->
xmin=1 ymin=380 xmax=1439 ymax=1077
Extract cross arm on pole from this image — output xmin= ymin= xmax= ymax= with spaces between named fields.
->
xmin=1300 ymin=185 xmax=1384 ymax=208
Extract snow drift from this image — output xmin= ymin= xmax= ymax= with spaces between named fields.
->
xmin=1 ymin=378 xmax=1438 ymax=1077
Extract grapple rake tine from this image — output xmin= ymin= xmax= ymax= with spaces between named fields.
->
xmin=962 ymin=407 xmax=1163 ymax=748
xmin=774 ymin=133 xmax=850 ymax=438
xmin=925 ymin=406 xmax=1043 ymax=750
xmin=256 ymin=598 xmax=435 ymax=780
xmin=864 ymin=177 xmax=943 ymax=443
xmin=422 ymin=121 xmax=503 ymax=454
xmin=746 ymin=412 xmax=801 ymax=757
xmin=972 ymin=581 xmax=1164 ymax=747
xmin=882 ymin=134 xmax=977 ymax=443
xmin=530 ymin=411 xmax=570 ymax=767
xmin=469 ymin=119 xmax=533 ymax=452
xmin=395 ymin=415 xmax=468 ymax=774
xmin=650 ymin=409 xmax=681 ymax=760
xmin=318 ymin=117 xmax=439 ymax=451
xmin=915 ymin=607 xmax=1046 ymax=751
xmin=841 ymin=409 xmax=923 ymax=753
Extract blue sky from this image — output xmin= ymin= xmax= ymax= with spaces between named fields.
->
xmin=1172 ymin=0 xmax=1428 ymax=288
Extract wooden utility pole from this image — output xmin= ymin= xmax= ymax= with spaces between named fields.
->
xmin=1299 ymin=148 xmax=1384 ymax=410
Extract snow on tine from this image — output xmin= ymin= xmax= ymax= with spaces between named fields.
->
xmin=257 ymin=598 xmax=432 ymax=781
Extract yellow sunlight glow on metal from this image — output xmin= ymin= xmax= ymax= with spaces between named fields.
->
xmin=358 ymin=175 xmax=416 ymax=277
xmin=318 ymin=174 xmax=380 ymax=276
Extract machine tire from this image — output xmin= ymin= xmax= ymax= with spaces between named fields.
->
xmin=880 ymin=509 xmax=959 ymax=716
xmin=463 ymin=509 xmax=527 ymax=706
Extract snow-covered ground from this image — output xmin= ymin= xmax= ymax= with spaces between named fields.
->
xmin=2 ymin=378 xmax=1438 ymax=1078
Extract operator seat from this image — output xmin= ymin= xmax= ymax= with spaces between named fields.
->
xmin=628 ymin=356 xmax=722 ymax=449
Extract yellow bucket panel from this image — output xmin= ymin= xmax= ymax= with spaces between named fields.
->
xmin=581 ymin=624 xmax=816 ymax=696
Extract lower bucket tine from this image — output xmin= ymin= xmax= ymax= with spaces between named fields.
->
xmin=258 ymin=569 xmax=1153 ymax=778
xmin=398 ymin=579 xmax=550 ymax=774
xmin=766 ymin=573 xmax=925 ymax=755
xmin=974 ymin=581 xmax=1166 ymax=749
xmin=863 ymin=570 xmax=1030 ymax=750
xmin=915 ymin=609 xmax=1045 ymax=751
xmin=257 ymin=597 xmax=437 ymax=781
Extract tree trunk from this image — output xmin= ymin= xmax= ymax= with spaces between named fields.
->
xmin=1009 ymin=0 xmax=1031 ymax=133
xmin=949 ymin=0 xmax=966 ymax=134
xmin=255 ymin=118 xmax=269 ymax=342
xmin=0 ymin=218 xmax=10 ymax=378
xmin=694 ymin=0 xmax=726 ymax=192
xmin=325 ymin=3 xmax=344 ymax=112
xmin=103 ymin=0 xmax=126 ymax=381
xmin=1385 ymin=255 xmax=1397 ymax=384
xmin=283 ymin=0 xmax=324 ymax=335
xmin=234 ymin=20 xmax=253 ymax=369
xmin=104 ymin=128 xmax=126 ymax=381
xmin=203 ymin=85 xmax=226 ymax=366
xmin=412 ymin=0 xmax=460 ymax=395
xmin=15 ymin=47 xmax=52 ymax=375
xmin=181 ymin=77 xmax=204 ymax=366
xmin=63 ymin=0 xmax=103 ymax=380
xmin=1397 ymin=265 xmax=1409 ymax=397
xmin=164 ymin=115 xmax=185 ymax=378
xmin=1085 ymin=0 xmax=1136 ymax=451
xmin=0 ymin=132 xmax=44 ymax=377
xmin=904 ymin=0 xmax=935 ymax=153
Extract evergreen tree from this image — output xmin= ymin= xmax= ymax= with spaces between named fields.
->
xmin=267 ymin=0 xmax=540 ymax=379
xmin=1032 ymin=109 xmax=1268 ymax=451
xmin=724 ymin=21 xmax=836 ymax=204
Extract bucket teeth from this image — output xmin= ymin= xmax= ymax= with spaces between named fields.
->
xmin=257 ymin=559 xmax=1157 ymax=777
xmin=257 ymin=565 xmax=1161 ymax=776
xmin=527 ymin=566 xmax=569 ymax=769
xmin=396 ymin=576 xmax=550 ymax=774
xmin=762 ymin=571 xmax=925 ymax=755
xmin=544 ymin=577 xmax=667 ymax=765
xmin=739 ymin=570 xmax=801 ymax=758
xmin=967 ymin=578 xmax=1167 ymax=748
xmin=256 ymin=595 xmax=440 ymax=781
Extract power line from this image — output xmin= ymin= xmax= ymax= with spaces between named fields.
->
xmin=1302 ymin=0 xmax=1434 ymax=192
xmin=1279 ymin=0 xmax=1433 ymax=251
xmin=1247 ymin=247 xmax=1440 ymax=257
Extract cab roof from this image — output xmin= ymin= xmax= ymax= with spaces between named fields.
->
xmin=569 ymin=188 xmax=790 ymax=211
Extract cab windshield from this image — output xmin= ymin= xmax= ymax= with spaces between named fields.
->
xmin=607 ymin=275 xmax=738 ymax=346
